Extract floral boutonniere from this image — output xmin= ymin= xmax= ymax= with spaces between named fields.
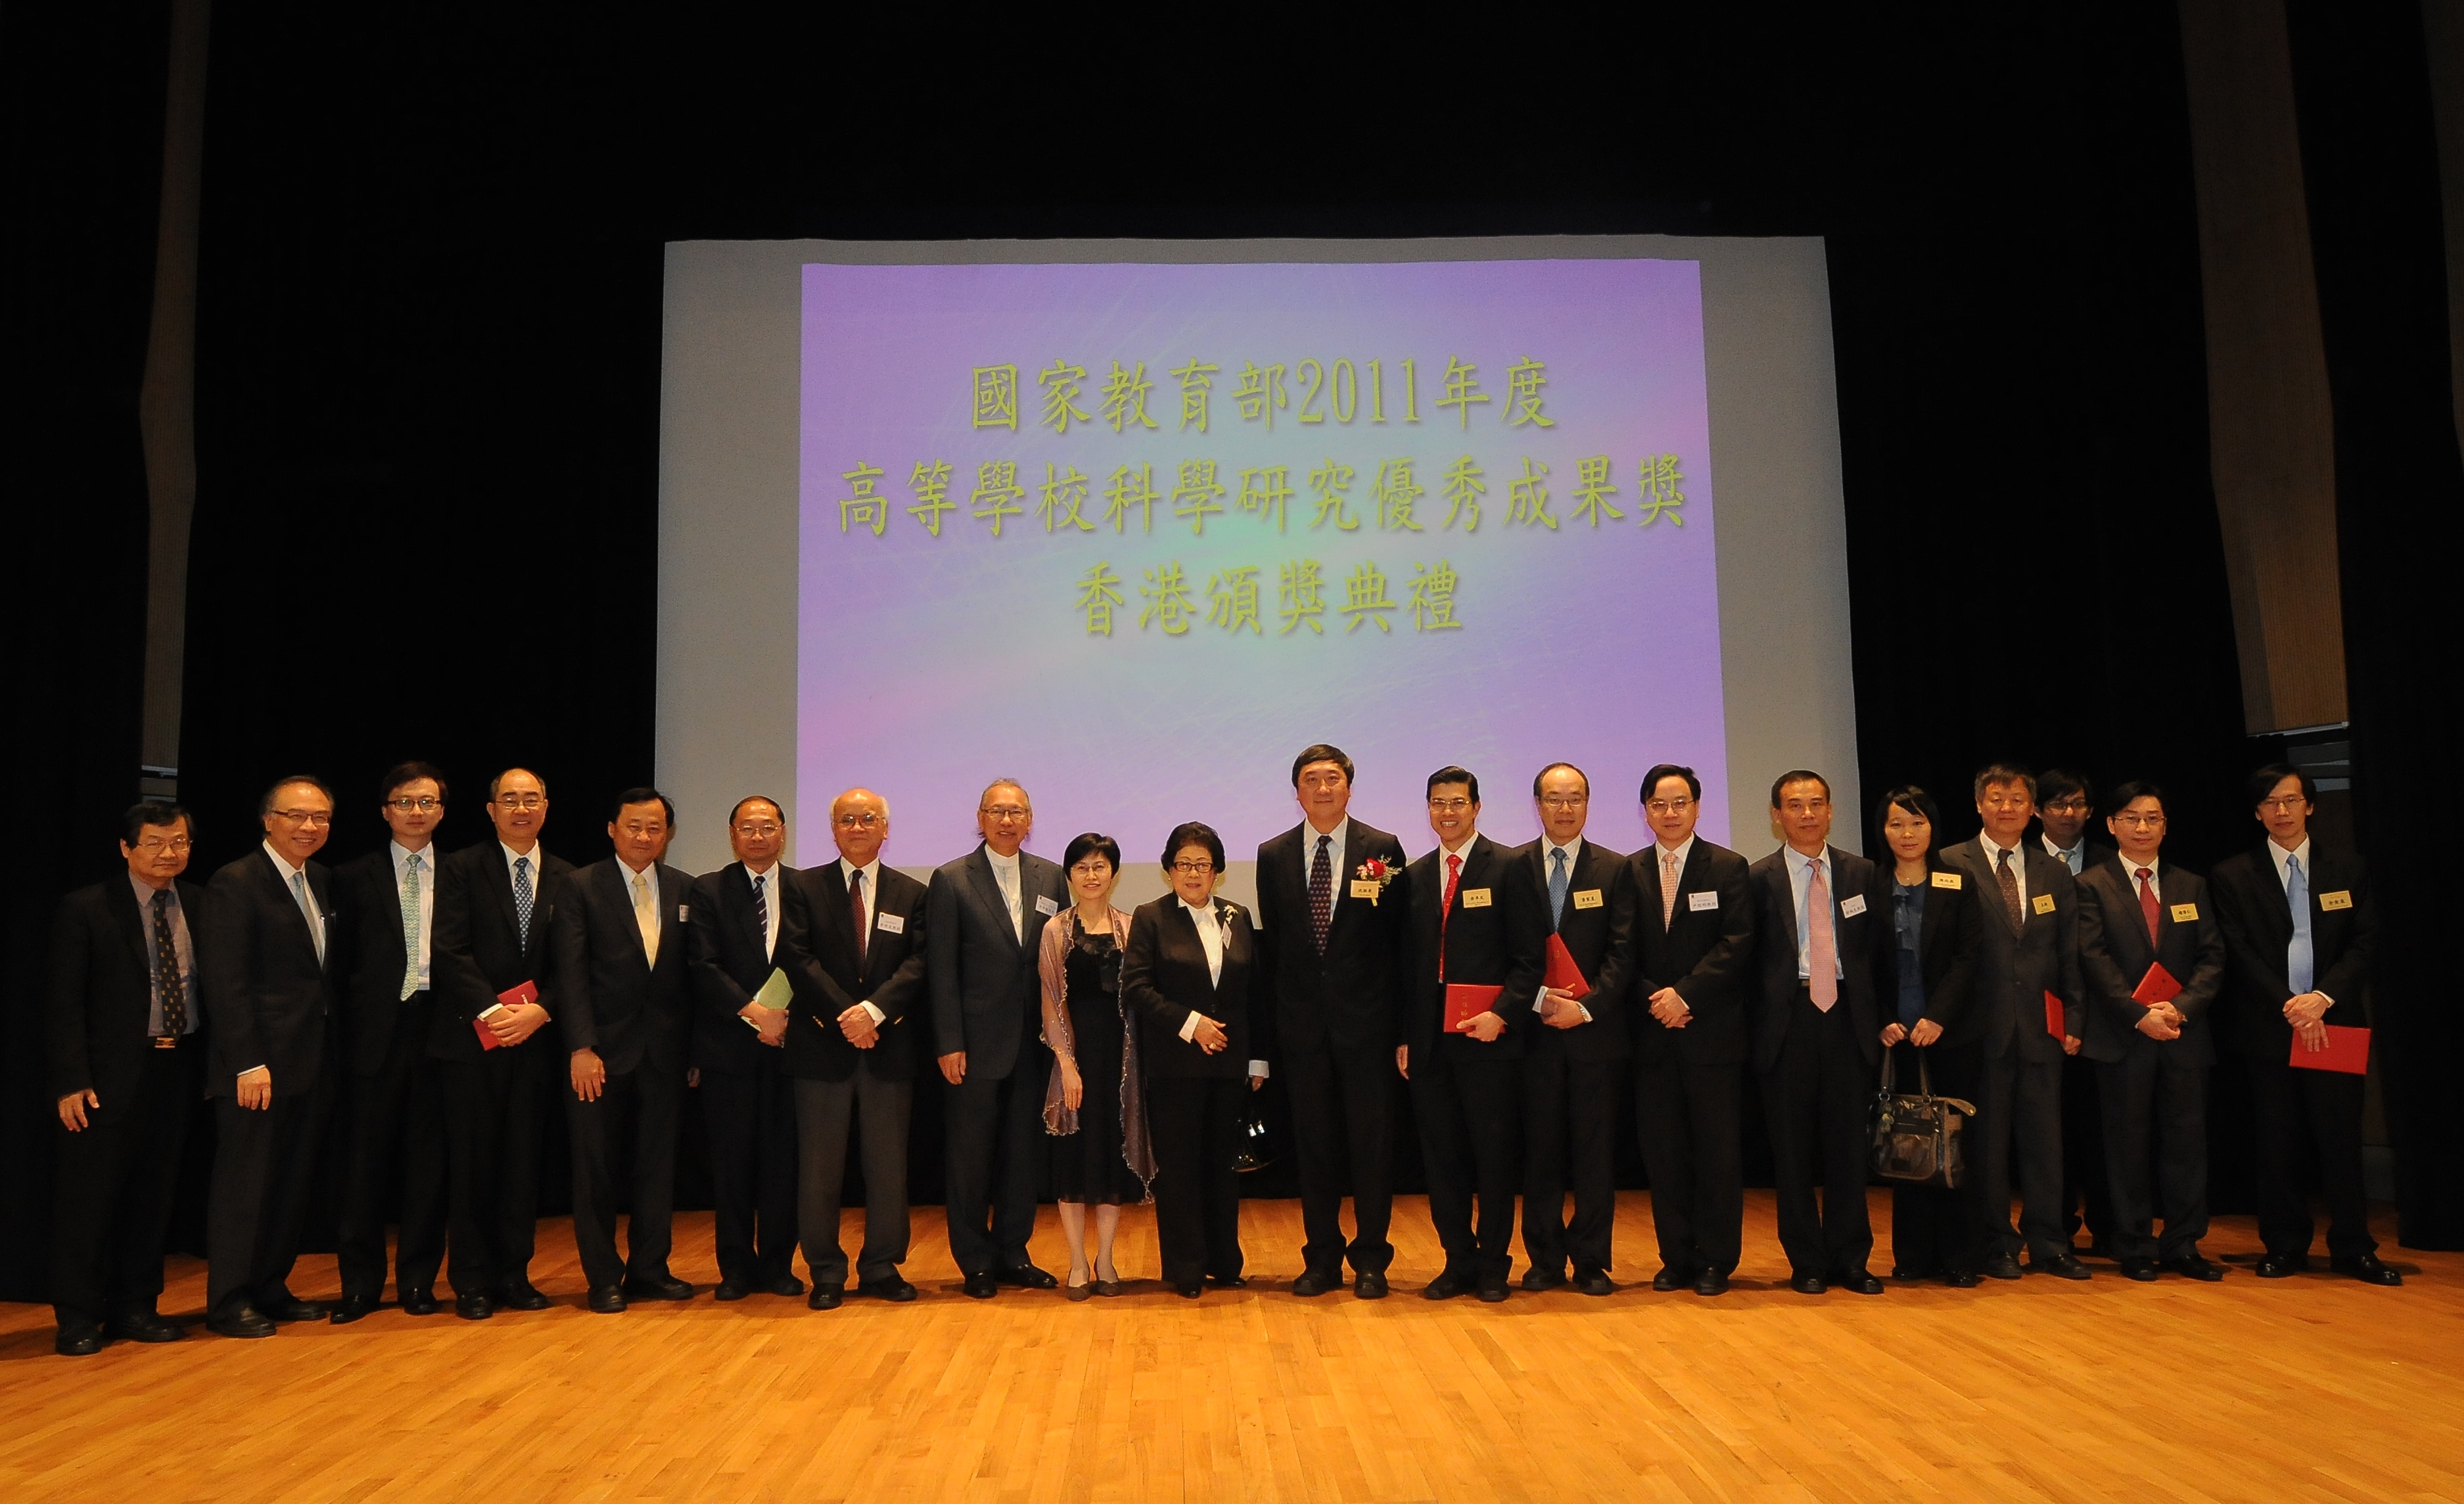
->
xmin=1355 ymin=856 xmax=1399 ymax=905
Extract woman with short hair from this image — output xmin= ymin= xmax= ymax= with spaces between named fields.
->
xmin=1039 ymin=832 xmax=1152 ymax=1299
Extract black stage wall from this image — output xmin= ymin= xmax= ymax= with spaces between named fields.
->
xmin=4 ymin=8 xmax=2457 ymax=1302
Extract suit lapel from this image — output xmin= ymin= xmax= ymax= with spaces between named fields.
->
xmin=1766 ymin=857 xmax=1802 ymax=955
xmin=967 ymin=847 xmax=1019 ymax=951
xmin=255 ymin=849 xmax=321 ymax=963
xmin=108 ymin=875 xmax=151 ymax=970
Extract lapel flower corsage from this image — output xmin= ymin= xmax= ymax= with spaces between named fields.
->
xmin=1355 ymin=856 xmax=1398 ymax=905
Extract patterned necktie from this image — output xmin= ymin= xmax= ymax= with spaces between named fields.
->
xmin=2286 ymin=854 xmax=2314 ymax=993
xmin=514 ymin=855 xmax=534 ymax=948
xmin=1548 ymin=846 xmax=1569 ymax=932
xmin=1806 ymin=857 xmax=1838 ymax=1011
xmin=1308 ymin=834 xmax=1333 ymax=955
xmin=400 ymin=854 xmax=424 ymax=1001
xmin=751 ymin=872 xmax=769 ymax=953
xmin=996 ymin=860 xmax=1020 ymax=940
xmin=152 ymin=888 xmax=185 ymax=1036
xmin=850 ymin=869 xmax=869 ymax=968
xmin=292 ymin=870 xmax=325 ymax=964
xmin=2137 ymin=866 xmax=2161 ymax=949
xmin=1661 ymin=849 xmax=1680 ymax=931
xmin=1438 ymin=852 xmax=1462 ymax=981
xmin=1995 ymin=847 xmax=2023 ymax=936
xmin=632 ymin=870 xmax=658 ymax=963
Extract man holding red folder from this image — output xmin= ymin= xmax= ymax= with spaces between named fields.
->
xmin=2073 ymin=783 xmax=2225 ymax=1281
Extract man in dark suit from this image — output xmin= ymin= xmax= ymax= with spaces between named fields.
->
xmin=684 ymin=795 xmax=803 ymax=1300
xmin=2210 ymin=763 xmax=2398 ymax=1284
xmin=1254 ymin=743 xmax=1410 ymax=1298
xmin=429 ymin=766 xmax=570 ymax=1319
xmin=1748 ymin=771 xmax=1886 ymax=1296
xmin=200 ymin=775 xmax=342 ymax=1337
xmin=2038 ymin=767 xmax=2118 ymax=1260
xmin=1502 ymin=762 xmax=1633 ymax=1296
xmin=1626 ymin=763 xmax=1755 ymax=1296
xmin=47 ymin=802 xmax=208 ymax=1355
xmin=2074 ymin=781 xmax=2227 ymax=1281
xmin=1938 ymin=763 xmax=2089 ymax=1281
xmin=927 ymin=778 xmax=1067 ymax=1297
xmin=327 ymin=762 xmax=452 ymax=1322
xmin=551 ymin=787 xmax=699 ymax=1313
xmin=1399 ymin=767 xmax=1522 ymax=1303
xmin=787 ymin=787 xmax=930 ymax=1308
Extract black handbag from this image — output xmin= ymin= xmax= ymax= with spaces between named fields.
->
xmin=1869 ymin=1048 xmax=1976 ymax=1189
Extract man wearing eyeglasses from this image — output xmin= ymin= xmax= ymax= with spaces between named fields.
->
xmin=200 ymin=775 xmax=342 ymax=1338
xmin=327 ymin=762 xmax=453 ymax=1321
xmin=429 ymin=767 xmax=570 ymax=1319
xmin=686 ymin=795 xmax=806 ymax=1302
xmin=45 ymin=802 xmax=208 ymax=1356
xmin=2037 ymin=769 xmax=2119 ymax=1263
xmin=927 ymin=779 xmax=1068 ymax=1298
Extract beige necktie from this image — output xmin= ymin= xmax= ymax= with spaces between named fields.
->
xmin=1661 ymin=849 xmax=1680 ymax=930
xmin=632 ymin=871 xmax=659 ymax=963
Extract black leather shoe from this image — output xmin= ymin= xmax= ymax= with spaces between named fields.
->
xmin=587 ymin=1284 xmax=626 ymax=1313
xmin=1207 ymin=1273 xmax=1247 ymax=1289
xmin=2118 ymin=1258 xmax=2159 ymax=1283
xmin=1981 ymin=1254 xmax=2024 ymax=1281
xmin=330 ymin=1294 xmax=381 ymax=1324
xmin=2256 ymin=1252 xmax=2308 ymax=1278
xmin=1693 ymin=1269 xmax=1730 ymax=1297
xmin=764 ymin=1274 xmax=806 ymax=1298
xmin=963 ymin=1271 xmax=999 ymax=1299
xmin=208 ymin=1303 xmax=276 ymax=1338
xmin=860 ymin=1275 xmax=918 ymax=1302
xmin=1652 ymin=1265 xmax=1695 ymax=1293
xmin=495 ymin=1280 xmax=550 ymax=1311
xmin=1354 ymin=1271 xmax=1389 ymax=1300
xmin=1290 ymin=1268 xmax=1341 ymax=1297
xmin=810 ymin=1285 xmax=844 ymax=1310
xmin=1836 ymin=1269 xmax=1885 ymax=1296
xmin=1575 ymin=1269 xmax=1616 ymax=1297
xmin=2164 ymin=1254 xmax=2225 ymax=1283
xmin=2030 ymin=1253 xmax=2091 ymax=1281
xmin=55 ymin=1320 xmax=103 ymax=1356
xmin=399 ymin=1287 xmax=440 ymax=1317
xmin=1790 ymin=1273 xmax=1827 ymax=1296
xmin=1891 ymin=1265 xmax=1941 ymax=1283
xmin=1174 ymin=1280 xmax=1204 ymax=1298
xmin=1942 ymin=1270 xmax=1981 ymax=1288
xmin=624 ymin=1276 xmax=696 ymax=1302
xmin=108 ymin=1308 xmax=183 ymax=1343
xmin=1423 ymin=1270 xmax=1474 ymax=1301
xmin=997 ymin=1264 xmax=1058 ymax=1290
xmin=1477 ymin=1278 xmax=1510 ymax=1303
xmin=713 ymin=1277 xmax=753 ymax=1302
xmin=454 ymin=1292 xmax=494 ymax=1321
xmin=1522 ymin=1267 xmax=1568 ymax=1292
xmin=2333 ymin=1254 xmax=2404 ymax=1286
xmin=259 ymin=1294 xmax=330 ymax=1322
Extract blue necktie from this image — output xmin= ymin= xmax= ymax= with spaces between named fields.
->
xmin=514 ymin=855 xmax=534 ymax=949
xmin=751 ymin=873 xmax=768 ymax=950
xmin=1548 ymin=846 xmax=1569 ymax=932
xmin=2286 ymin=854 xmax=2313 ymax=994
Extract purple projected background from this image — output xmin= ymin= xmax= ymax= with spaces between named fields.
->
xmin=797 ymin=258 xmax=1725 ymax=870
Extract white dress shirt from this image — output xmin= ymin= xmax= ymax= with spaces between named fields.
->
xmin=2268 ymin=836 xmax=2333 ymax=1003
xmin=985 ymin=846 xmax=1024 ymax=941
xmin=392 ymin=840 xmax=437 ymax=993
xmin=1303 ymin=818 xmax=1351 ymax=923
xmin=743 ymin=860 xmax=783 ymax=962
xmin=1172 ymin=899 xmax=1268 ymax=1078
xmin=262 ymin=840 xmax=325 ymax=959
xmin=1978 ymin=831 xmax=2031 ymax=914
xmin=1782 ymin=844 xmax=1845 ymax=982
xmin=1535 ymin=835 xmax=1592 ymax=1019
xmin=2042 ymin=834 xmax=2087 ymax=875
xmin=843 ymin=856 xmax=887 ymax=1023
xmin=618 ymin=855 xmax=661 ymax=961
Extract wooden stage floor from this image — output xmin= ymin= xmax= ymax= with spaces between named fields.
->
xmin=1 ymin=1191 xmax=2454 ymax=1503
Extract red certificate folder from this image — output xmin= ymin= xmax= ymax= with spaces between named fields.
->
xmin=2043 ymin=990 xmax=2071 ymax=1040
xmin=2290 ymin=1024 xmax=2371 ymax=1075
xmin=1444 ymin=984 xmax=1504 ymax=1034
xmin=475 ymin=978 xmax=538 ymax=1051
xmin=2131 ymin=963 xmax=2183 ymax=1007
xmin=1544 ymin=934 xmax=1592 ymax=1000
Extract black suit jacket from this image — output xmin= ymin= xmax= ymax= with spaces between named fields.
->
xmin=47 ymin=876 xmax=208 ymax=1103
xmin=1626 ymin=838 xmax=1755 ymax=1067
xmin=685 ymin=861 xmax=806 ymax=1075
xmin=925 ymin=844 xmax=1068 ymax=1080
xmin=2208 ymin=842 xmax=2376 ymax=1056
xmin=2074 ymin=855 xmax=2226 ymax=1066
xmin=1872 ymin=857 xmax=1982 ymax=1039
xmin=786 ymin=859 xmax=931 ymax=1082
xmin=1403 ymin=834 xmax=1525 ymax=1063
xmin=551 ymin=859 xmax=693 ymax=1076
xmin=1937 ymin=836 xmax=2082 ymax=1060
xmin=1500 ymin=837 xmax=1636 ymax=1064
xmin=429 ymin=841 xmax=572 ymax=1062
xmin=1746 ymin=844 xmax=1883 ymax=1073
xmin=1121 ymin=895 xmax=1265 ymax=1080
xmin=1253 ymin=818 xmax=1410 ymax=1056
xmin=331 ymin=847 xmax=436 ymax=1078
xmin=200 ymin=848 xmax=337 ymax=1095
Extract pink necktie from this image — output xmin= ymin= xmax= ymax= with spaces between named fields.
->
xmin=1806 ymin=858 xmax=1838 ymax=1011
xmin=1661 ymin=850 xmax=1679 ymax=930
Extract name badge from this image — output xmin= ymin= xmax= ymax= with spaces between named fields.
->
xmin=1351 ymin=880 xmax=1381 ymax=899
xmin=2318 ymin=890 xmax=2353 ymax=911
xmin=1930 ymin=871 xmax=1963 ymax=890
xmin=1034 ymin=894 xmax=1059 ymax=917
xmin=2032 ymin=893 xmax=2057 ymax=915
xmin=1688 ymin=890 xmax=1720 ymax=911
xmin=2168 ymin=903 xmax=2198 ymax=924
xmin=1572 ymin=888 xmax=1604 ymax=910
xmin=1840 ymin=894 xmax=1868 ymax=918
xmin=875 ymin=912 xmax=906 ymax=935
xmin=1458 ymin=888 xmax=1492 ymax=908
xmin=677 ymin=904 xmax=690 ymax=923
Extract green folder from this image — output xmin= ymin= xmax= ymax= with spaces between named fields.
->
xmin=753 ymin=967 xmax=795 ymax=1011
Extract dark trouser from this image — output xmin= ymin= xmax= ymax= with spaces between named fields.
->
xmin=206 ymin=1059 xmax=337 ymax=1316
xmin=1976 ymin=1045 xmax=2068 ymax=1262
xmin=794 ymin=1070 xmax=913 ymax=1287
xmin=1635 ymin=1055 xmax=1744 ymax=1278
xmin=51 ymin=1037 xmax=204 ymax=1326
xmin=439 ymin=1041 xmax=552 ymax=1296
xmin=2246 ymin=1053 xmax=2375 ymax=1261
xmin=336 ymin=1003 xmax=449 ymax=1301
xmin=1150 ymin=1076 xmax=1247 ymax=1285
xmin=1761 ymin=993 xmax=1873 ymax=1280
xmin=1409 ymin=1049 xmax=1520 ymax=1283
xmin=1284 ymin=1046 xmax=1397 ymax=1276
xmin=701 ymin=1055 xmax=799 ymax=1285
xmin=1522 ymin=1047 xmax=1621 ymax=1275
xmin=2060 ymin=1050 xmax=2116 ymax=1248
xmin=943 ymin=1045 xmax=1048 ymax=1277
xmin=565 ymin=1062 xmax=683 ymax=1290
xmin=2097 ymin=1043 xmax=2209 ymax=1262
xmin=1886 ymin=1039 xmax=1984 ymax=1276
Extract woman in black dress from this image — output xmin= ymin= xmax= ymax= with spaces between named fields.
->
xmin=1038 ymin=832 xmax=1153 ymax=1299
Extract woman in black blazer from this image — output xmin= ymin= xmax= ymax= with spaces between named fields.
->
xmin=1120 ymin=821 xmax=1269 ymax=1298
xmin=1871 ymin=785 xmax=1986 ymax=1287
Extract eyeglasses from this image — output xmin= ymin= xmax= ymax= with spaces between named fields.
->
xmin=386 ymin=796 xmax=443 ymax=813
xmin=2113 ymin=812 xmax=2166 ymax=828
xmin=1427 ymin=797 xmax=1473 ymax=812
xmin=492 ymin=794 xmax=544 ymax=811
xmin=834 ymin=812 xmax=885 ymax=829
xmin=1979 ymin=796 xmax=2032 ymax=811
xmin=269 ymin=809 xmax=333 ymax=826
xmin=980 ymin=805 xmax=1029 ymax=821
xmin=2258 ymin=796 xmax=2308 ymax=813
xmin=1539 ymin=794 xmax=1588 ymax=810
xmin=1171 ymin=859 xmax=1217 ymax=875
xmin=132 ymin=836 xmax=192 ymax=854
xmin=1644 ymin=798 xmax=1694 ymax=815
xmin=1069 ymin=861 xmax=1113 ymax=878
xmin=733 ymin=821 xmax=782 ymax=838
xmin=2041 ymin=799 xmax=2090 ymax=815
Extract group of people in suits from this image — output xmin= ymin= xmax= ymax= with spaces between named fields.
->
xmin=40 ymin=746 xmax=2395 ymax=1355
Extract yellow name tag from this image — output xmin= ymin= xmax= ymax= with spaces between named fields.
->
xmin=1572 ymin=888 xmax=1604 ymax=910
xmin=1458 ymin=888 xmax=1492 ymax=908
xmin=1350 ymin=880 xmax=1380 ymax=899
xmin=2318 ymin=890 xmax=2352 ymax=911
xmin=2032 ymin=893 xmax=2057 ymax=915
xmin=2169 ymin=903 xmax=2198 ymax=923
xmin=1930 ymin=871 xmax=1963 ymax=890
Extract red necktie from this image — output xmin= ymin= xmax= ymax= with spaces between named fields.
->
xmin=1438 ymin=852 xmax=1462 ymax=981
xmin=850 ymin=869 xmax=869 ymax=969
xmin=2137 ymin=866 xmax=2160 ymax=949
